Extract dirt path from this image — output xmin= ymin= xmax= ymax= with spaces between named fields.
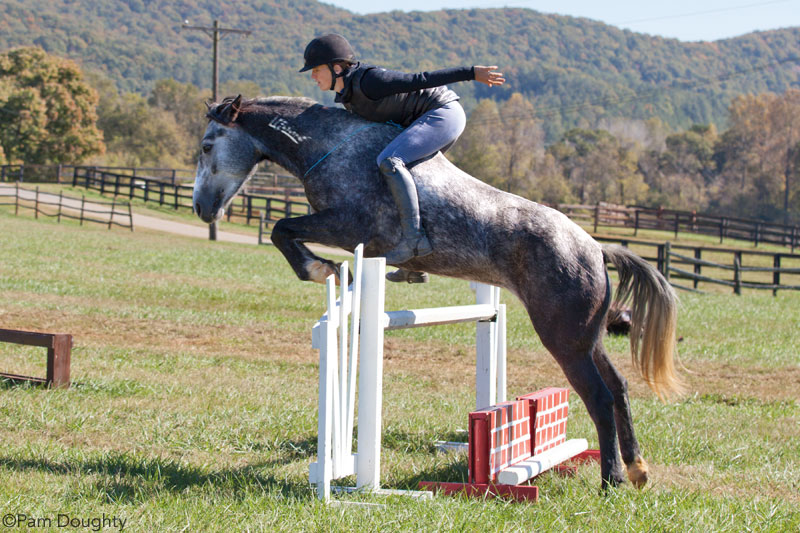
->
xmin=0 ymin=184 xmax=346 ymax=255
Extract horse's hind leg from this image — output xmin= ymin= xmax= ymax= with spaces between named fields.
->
xmin=556 ymin=352 xmax=626 ymax=489
xmin=593 ymin=343 xmax=649 ymax=488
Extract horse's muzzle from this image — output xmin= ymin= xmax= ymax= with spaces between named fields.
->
xmin=194 ymin=194 xmax=223 ymax=223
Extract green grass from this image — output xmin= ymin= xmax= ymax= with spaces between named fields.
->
xmin=0 ymin=208 xmax=798 ymax=531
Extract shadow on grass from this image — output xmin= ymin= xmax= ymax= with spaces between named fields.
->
xmin=0 ymin=452 xmax=310 ymax=503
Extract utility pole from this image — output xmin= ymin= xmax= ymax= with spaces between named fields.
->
xmin=181 ymin=19 xmax=251 ymax=241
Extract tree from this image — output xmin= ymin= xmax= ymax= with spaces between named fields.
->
xmin=549 ymin=128 xmax=647 ymax=205
xmin=0 ymin=47 xmax=104 ymax=164
xmin=447 ymin=99 xmax=504 ymax=187
xmin=637 ymin=124 xmax=716 ymax=210
xmin=713 ymin=90 xmax=800 ymax=224
xmin=528 ymin=152 xmax=574 ymax=205
xmin=148 ymin=78 xmax=210 ymax=143
xmin=448 ymin=94 xmax=545 ymax=198
xmin=96 ymin=90 xmax=192 ymax=168
xmin=495 ymin=93 xmax=543 ymax=195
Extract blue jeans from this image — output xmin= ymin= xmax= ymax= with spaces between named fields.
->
xmin=377 ymin=101 xmax=467 ymax=166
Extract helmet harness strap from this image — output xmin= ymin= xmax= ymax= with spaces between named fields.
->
xmin=327 ymin=63 xmax=346 ymax=91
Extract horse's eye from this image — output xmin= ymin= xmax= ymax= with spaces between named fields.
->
xmin=202 ymin=143 xmax=212 ymax=154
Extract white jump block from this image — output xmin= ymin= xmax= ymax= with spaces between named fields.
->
xmin=495 ymin=438 xmax=588 ymax=486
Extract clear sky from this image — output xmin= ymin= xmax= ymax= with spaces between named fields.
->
xmin=321 ymin=0 xmax=800 ymax=42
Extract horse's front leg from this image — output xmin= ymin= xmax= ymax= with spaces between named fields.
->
xmin=270 ymin=209 xmax=361 ymax=284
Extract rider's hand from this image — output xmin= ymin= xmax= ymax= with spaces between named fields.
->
xmin=474 ymin=66 xmax=505 ymax=88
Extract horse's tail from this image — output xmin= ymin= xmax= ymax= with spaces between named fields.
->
xmin=602 ymin=244 xmax=682 ymax=400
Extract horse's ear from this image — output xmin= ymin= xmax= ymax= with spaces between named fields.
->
xmin=207 ymin=94 xmax=243 ymax=125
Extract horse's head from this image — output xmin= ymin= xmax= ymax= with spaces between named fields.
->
xmin=193 ymin=95 xmax=261 ymax=223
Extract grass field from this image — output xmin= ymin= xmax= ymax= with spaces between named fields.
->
xmin=1 ymin=207 xmax=798 ymax=532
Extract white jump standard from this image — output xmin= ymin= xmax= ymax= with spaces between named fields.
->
xmin=308 ymin=244 xmax=508 ymax=501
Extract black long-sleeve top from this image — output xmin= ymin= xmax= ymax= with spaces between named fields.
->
xmin=358 ymin=66 xmax=476 ymax=99
xmin=334 ymin=63 xmax=474 ymax=127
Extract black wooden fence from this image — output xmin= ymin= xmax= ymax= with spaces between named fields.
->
xmin=5 ymin=163 xmax=799 ymax=252
xmin=0 ymin=182 xmax=133 ymax=230
xmin=596 ymin=237 xmax=800 ymax=295
xmin=556 ymin=203 xmax=799 ymax=251
xmin=71 ymin=166 xmax=311 ymax=225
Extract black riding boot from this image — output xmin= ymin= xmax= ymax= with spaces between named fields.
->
xmin=378 ymin=157 xmax=433 ymax=265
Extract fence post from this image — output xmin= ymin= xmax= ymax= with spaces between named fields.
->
xmin=247 ymin=195 xmax=253 ymax=225
xmin=57 ymin=191 xmax=63 ymax=223
xmin=18 ymin=165 xmax=24 ymax=182
xmin=57 ymin=164 xmax=62 ymax=184
xmin=173 ymin=185 xmax=178 ymax=210
xmin=664 ymin=241 xmax=671 ymax=281
xmin=80 ymin=195 xmax=85 ymax=226
xmin=792 ymin=226 xmax=797 ymax=254
xmin=143 ymin=181 xmax=149 ymax=203
xmin=128 ymin=202 xmax=134 ymax=232
xmin=593 ymin=203 xmax=600 ymax=234
xmin=34 ymin=186 xmax=39 ymax=219
xmin=719 ymin=218 xmax=725 ymax=244
xmin=754 ymin=223 xmax=760 ymax=247
xmin=634 ymin=210 xmax=640 ymax=236
xmin=773 ymin=255 xmax=781 ymax=297
xmin=656 ymin=244 xmax=664 ymax=275
xmin=733 ymin=252 xmax=742 ymax=295
xmin=694 ymin=248 xmax=702 ymax=289
xmin=673 ymin=212 xmax=679 ymax=239
xmin=259 ymin=213 xmax=265 ymax=245
xmin=14 ymin=181 xmax=19 ymax=216
xmin=108 ymin=197 xmax=116 ymax=230
xmin=114 ymin=174 xmax=120 ymax=196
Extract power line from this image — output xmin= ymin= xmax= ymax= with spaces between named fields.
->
xmin=466 ymin=55 xmax=800 ymax=127
xmin=615 ymin=0 xmax=795 ymax=26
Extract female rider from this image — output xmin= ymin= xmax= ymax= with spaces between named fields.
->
xmin=300 ymin=33 xmax=505 ymax=283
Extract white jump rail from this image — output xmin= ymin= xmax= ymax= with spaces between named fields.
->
xmin=309 ymin=244 xmax=508 ymax=501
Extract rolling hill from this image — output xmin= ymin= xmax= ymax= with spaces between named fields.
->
xmin=1 ymin=0 xmax=799 ymax=140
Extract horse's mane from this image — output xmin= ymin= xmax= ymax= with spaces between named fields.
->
xmin=208 ymin=95 xmax=366 ymax=129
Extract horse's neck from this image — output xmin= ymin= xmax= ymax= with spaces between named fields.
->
xmin=248 ymin=105 xmax=373 ymax=181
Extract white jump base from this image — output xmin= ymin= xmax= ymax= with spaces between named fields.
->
xmin=309 ymin=244 xmax=508 ymax=501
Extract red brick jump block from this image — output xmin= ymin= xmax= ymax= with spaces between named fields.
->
xmin=517 ymin=387 xmax=570 ymax=455
xmin=420 ymin=387 xmax=599 ymax=502
xmin=468 ymin=399 xmax=532 ymax=484
xmin=0 ymin=328 xmax=72 ymax=388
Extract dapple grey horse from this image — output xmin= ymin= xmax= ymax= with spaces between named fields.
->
xmin=193 ymin=95 xmax=680 ymax=490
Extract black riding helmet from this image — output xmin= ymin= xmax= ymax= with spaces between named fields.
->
xmin=299 ymin=33 xmax=356 ymax=90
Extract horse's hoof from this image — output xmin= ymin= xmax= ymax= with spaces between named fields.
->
xmin=627 ymin=456 xmax=649 ymax=488
xmin=386 ymin=269 xmax=429 ymax=284
xmin=306 ymin=260 xmax=339 ymax=285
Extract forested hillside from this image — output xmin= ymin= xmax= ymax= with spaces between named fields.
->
xmin=2 ymin=0 xmax=800 ymax=140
